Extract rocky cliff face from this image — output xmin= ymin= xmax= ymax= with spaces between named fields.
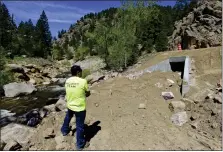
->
xmin=168 ymin=0 xmax=222 ymax=50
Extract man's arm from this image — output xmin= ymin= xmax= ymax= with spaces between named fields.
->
xmin=86 ymin=90 xmax=91 ymax=97
xmin=84 ymin=80 xmax=91 ymax=97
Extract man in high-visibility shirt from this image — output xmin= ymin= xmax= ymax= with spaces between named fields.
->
xmin=61 ymin=65 xmax=90 ymax=150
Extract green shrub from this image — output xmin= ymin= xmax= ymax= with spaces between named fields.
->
xmin=0 ymin=57 xmax=5 ymax=71
xmin=65 ymin=49 xmax=74 ymax=60
xmin=61 ymin=60 xmax=71 ymax=67
xmin=0 ymin=71 xmax=14 ymax=86
xmin=82 ymin=69 xmax=91 ymax=78
xmin=75 ymin=47 xmax=89 ymax=61
xmin=0 ymin=48 xmax=6 ymax=71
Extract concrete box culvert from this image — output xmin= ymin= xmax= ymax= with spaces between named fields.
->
xmin=139 ymin=56 xmax=190 ymax=96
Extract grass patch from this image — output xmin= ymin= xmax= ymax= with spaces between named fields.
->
xmin=0 ymin=71 xmax=14 ymax=86
xmin=82 ymin=69 xmax=91 ymax=78
xmin=8 ymin=57 xmax=53 ymax=67
xmin=61 ymin=60 xmax=71 ymax=67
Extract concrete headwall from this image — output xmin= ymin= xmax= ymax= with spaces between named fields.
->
xmin=126 ymin=56 xmax=191 ymax=96
xmin=182 ymin=56 xmax=190 ymax=96
xmin=143 ymin=59 xmax=172 ymax=73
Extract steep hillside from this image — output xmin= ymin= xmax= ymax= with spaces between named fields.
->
xmin=52 ymin=2 xmax=192 ymax=70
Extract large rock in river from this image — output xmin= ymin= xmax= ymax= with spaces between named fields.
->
xmin=3 ymin=82 xmax=37 ymax=97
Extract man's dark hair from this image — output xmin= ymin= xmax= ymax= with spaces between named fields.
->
xmin=71 ymin=65 xmax=82 ymax=76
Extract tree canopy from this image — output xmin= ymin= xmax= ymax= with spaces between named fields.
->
xmin=0 ymin=0 xmax=196 ymax=71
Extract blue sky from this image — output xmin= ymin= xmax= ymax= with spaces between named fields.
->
xmin=3 ymin=1 xmax=176 ymax=37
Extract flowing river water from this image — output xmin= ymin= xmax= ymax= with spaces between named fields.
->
xmin=0 ymin=86 xmax=65 ymax=116
xmin=0 ymin=71 xmax=70 ymax=127
xmin=0 ymin=71 xmax=71 ymax=115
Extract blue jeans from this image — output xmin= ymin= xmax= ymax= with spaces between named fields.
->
xmin=61 ymin=109 xmax=86 ymax=149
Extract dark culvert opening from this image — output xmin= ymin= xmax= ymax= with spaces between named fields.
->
xmin=169 ymin=57 xmax=186 ymax=95
xmin=169 ymin=61 xmax=185 ymax=79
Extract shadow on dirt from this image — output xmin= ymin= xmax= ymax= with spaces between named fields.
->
xmin=71 ymin=120 xmax=101 ymax=142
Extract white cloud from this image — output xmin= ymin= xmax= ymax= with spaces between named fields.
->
xmin=48 ymin=19 xmax=75 ymax=24
xmin=31 ymin=1 xmax=94 ymax=14
xmin=3 ymin=1 xmax=95 ymax=24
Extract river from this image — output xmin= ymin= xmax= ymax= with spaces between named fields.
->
xmin=0 ymin=85 xmax=65 ymax=117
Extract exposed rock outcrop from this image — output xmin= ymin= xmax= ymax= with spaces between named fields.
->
xmin=169 ymin=0 xmax=222 ymax=50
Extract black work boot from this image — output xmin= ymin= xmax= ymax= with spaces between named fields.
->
xmin=76 ymin=142 xmax=90 ymax=151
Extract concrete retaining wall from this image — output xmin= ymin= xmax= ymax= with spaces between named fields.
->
xmin=126 ymin=56 xmax=191 ymax=96
xmin=182 ymin=57 xmax=190 ymax=96
xmin=143 ymin=59 xmax=171 ymax=73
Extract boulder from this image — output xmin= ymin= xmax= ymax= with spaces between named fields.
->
xmin=0 ymin=116 xmax=17 ymax=127
xmin=217 ymin=79 xmax=222 ymax=87
xmin=55 ymin=98 xmax=66 ymax=111
xmin=86 ymin=73 xmax=105 ymax=85
xmin=43 ymin=81 xmax=51 ymax=85
xmin=169 ymin=101 xmax=186 ymax=112
xmin=24 ymin=64 xmax=37 ymax=69
xmin=190 ymin=112 xmax=199 ymax=121
xmin=162 ymin=92 xmax=174 ymax=100
xmin=17 ymin=109 xmax=42 ymax=127
xmin=29 ymin=79 xmax=36 ymax=85
xmin=17 ymin=73 xmax=30 ymax=81
xmin=49 ymin=86 xmax=65 ymax=93
xmin=24 ymin=68 xmax=30 ymax=73
xmin=170 ymin=111 xmax=188 ymax=126
xmin=167 ymin=79 xmax=175 ymax=84
xmin=30 ymin=68 xmax=35 ymax=73
xmin=213 ymin=95 xmax=222 ymax=104
xmin=0 ymin=109 xmax=15 ymax=119
xmin=191 ymin=121 xmax=199 ymax=129
xmin=167 ymin=79 xmax=175 ymax=87
xmin=211 ymin=122 xmax=218 ymax=129
xmin=3 ymin=140 xmax=22 ymax=151
xmin=57 ymin=78 xmax=66 ymax=85
xmin=3 ymin=82 xmax=37 ymax=97
xmin=74 ymin=56 xmax=106 ymax=72
xmin=44 ymin=128 xmax=55 ymax=139
xmin=39 ymin=108 xmax=48 ymax=118
xmin=51 ymin=78 xmax=59 ymax=83
xmin=0 ymin=141 xmax=6 ymax=150
xmin=27 ymin=117 xmax=41 ymax=127
xmin=138 ymin=103 xmax=146 ymax=109
xmin=42 ymin=72 xmax=49 ymax=77
xmin=43 ymin=104 xmax=56 ymax=113
xmin=111 ymin=72 xmax=119 ymax=78
xmin=6 ymin=64 xmax=24 ymax=73
xmin=205 ymin=93 xmax=214 ymax=99
xmin=1 ymin=123 xmax=35 ymax=146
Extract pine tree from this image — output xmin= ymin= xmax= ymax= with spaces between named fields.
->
xmin=0 ymin=3 xmax=15 ymax=50
xmin=16 ymin=19 xmax=35 ymax=56
xmin=155 ymin=31 xmax=168 ymax=52
xmin=35 ymin=10 xmax=52 ymax=58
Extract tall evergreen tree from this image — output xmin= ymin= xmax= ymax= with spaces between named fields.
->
xmin=35 ymin=10 xmax=52 ymax=58
xmin=0 ymin=2 xmax=15 ymax=50
xmin=155 ymin=31 xmax=168 ymax=52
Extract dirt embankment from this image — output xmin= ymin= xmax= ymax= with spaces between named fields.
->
xmin=1 ymin=47 xmax=222 ymax=150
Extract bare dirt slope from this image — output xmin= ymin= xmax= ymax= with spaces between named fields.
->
xmin=28 ymin=47 xmax=222 ymax=150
